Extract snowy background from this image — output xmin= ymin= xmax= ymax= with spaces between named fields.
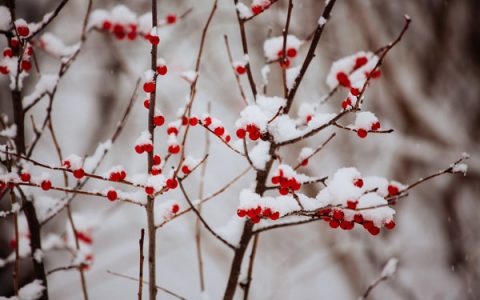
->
xmin=1 ymin=0 xmax=479 ymax=299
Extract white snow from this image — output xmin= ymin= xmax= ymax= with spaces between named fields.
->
xmin=354 ymin=111 xmax=378 ymax=130
xmin=263 ymin=35 xmax=302 ymax=61
xmin=0 ymin=124 xmax=17 ymax=138
xmin=452 ymin=163 xmax=467 ymax=175
xmin=23 ymin=74 xmax=58 ymax=108
xmin=0 ymin=6 xmax=11 ymax=30
xmin=249 ymin=141 xmax=271 ymax=170
xmin=381 ymin=257 xmax=398 ymax=277
xmin=236 ymin=3 xmax=253 ymax=19
xmin=39 ymin=33 xmax=80 ymax=58
xmin=286 ymin=66 xmax=300 ymax=90
xmin=18 ymin=280 xmax=45 ymax=300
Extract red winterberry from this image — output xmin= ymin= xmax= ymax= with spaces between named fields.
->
xmin=353 ymin=214 xmax=364 ymax=223
xmin=357 ymin=128 xmax=368 ymax=138
xmin=252 ymin=5 xmax=263 ymax=15
xmin=235 ymin=65 xmax=246 ymax=75
xmin=17 ymin=25 xmax=29 ymax=37
xmin=145 ymin=186 xmax=154 ymax=195
xmin=3 ymin=48 xmax=12 ymax=57
xmin=168 ymin=145 xmax=180 ymax=154
xmin=107 ymin=190 xmax=117 ymax=201
xmin=350 ymin=87 xmax=360 ymax=96
xmin=301 ymin=159 xmax=308 ymax=166
xmin=144 ymin=144 xmax=153 ymax=153
xmin=102 ymin=20 xmax=112 ymax=30
xmin=143 ymin=82 xmax=155 ymax=93
xmin=236 ymin=128 xmax=246 ymax=139
xmin=270 ymin=211 xmax=280 ymax=220
xmin=214 ymin=126 xmax=225 ymax=136
xmin=9 ymin=239 xmax=17 ymax=249
xmin=384 ymin=220 xmax=396 ymax=230
xmin=249 ymin=130 xmax=260 ymax=141
xmin=151 ymin=168 xmax=161 ymax=175
xmin=181 ymin=165 xmax=191 ymax=174
xmin=237 ymin=209 xmax=246 ymax=217
xmin=166 ymin=14 xmax=177 ymax=24
xmin=329 ymin=219 xmax=340 ymax=228
xmin=279 ymin=187 xmax=289 ymax=195
xmin=388 ymin=184 xmax=399 ymax=196
xmin=73 ymin=168 xmax=85 ymax=179
xmin=41 ymin=180 xmax=51 ymax=191
xmin=167 ymin=127 xmax=178 ymax=135
xmin=189 ymin=117 xmax=198 ymax=126
xmin=336 ymin=72 xmax=351 ymax=87
xmin=166 ymin=178 xmax=178 ymax=189
xmin=286 ymin=48 xmax=297 ymax=58
xmin=135 ymin=145 xmax=145 ymax=154
xmin=368 ymin=226 xmax=380 ymax=236
xmin=153 ymin=115 xmax=165 ymax=127
xmin=21 ymin=60 xmax=32 ymax=71
xmin=0 ymin=66 xmax=9 ymax=74
xmin=156 ymin=65 xmax=168 ymax=75
xmin=371 ymin=121 xmax=381 ymax=131
xmin=144 ymin=99 xmax=150 ymax=109
xmin=333 ymin=210 xmax=344 ymax=221
xmin=20 ymin=173 xmax=31 ymax=182
xmin=353 ymin=178 xmax=363 ymax=188
xmin=153 ymin=155 xmax=161 ymax=165
xmin=347 ymin=200 xmax=357 ymax=209
xmin=203 ymin=117 xmax=212 ymax=127
xmin=262 ymin=208 xmax=272 ymax=217
xmin=148 ymin=35 xmax=160 ymax=45
xmin=341 ymin=98 xmax=352 ymax=110
xmin=171 ymin=203 xmax=179 ymax=214
xmin=354 ymin=56 xmax=368 ymax=70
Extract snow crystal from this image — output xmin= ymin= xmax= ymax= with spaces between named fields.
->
xmin=0 ymin=6 xmax=11 ymax=30
xmin=249 ymin=141 xmax=271 ymax=170
xmin=236 ymin=3 xmax=253 ymax=19
xmin=23 ymin=74 xmax=59 ymax=108
xmin=381 ymin=257 xmax=398 ymax=277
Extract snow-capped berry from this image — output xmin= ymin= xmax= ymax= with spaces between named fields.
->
xmin=189 ymin=117 xmax=198 ymax=126
xmin=20 ymin=173 xmax=31 ymax=182
xmin=102 ymin=20 xmax=112 ymax=30
xmin=143 ymin=82 xmax=155 ymax=93
xmin=353 ymin=214 xmax=364 ymax=223
xmin=166 ymin=14 xmax=177 ymax=24
xmin=3 ymin=48 xmax=12 ymax=57
xmin=166 ymin=178 xmax=178 ymax=189
xmin=144 ymin=99 xmax=150 ymax=109
xmin=279 ymin=58 xmax=290 ymax=68
xmin=135 ymin=145 xmax=145 ymax=154
xmin=145 ymin=186 xmax=154 ymax=195
xmin=167 ymin=127 xmax=178 ymax=135
xmin=214 ymin=126 xmax=225 ymax=136
xmin=41 ymin=180 xmax=52 ymax=191
xmin=384 ymin=220 xmax=395 ymax=230
xmin=340 ymin=220 xmax=353 ymax=230
xmin=150 ymin=168 xmax=161 ymax=175
xmin=270 ymin=211 xmax=280 ymax=220
xmin=168 ymin=144 xmax=180 ymax=154
xmin=371 ymin=121 xmax=381 ymax=130
xmin=10 ymin=38 xmax=19 ymax=49
xmin=388 ymin=184 xmax=399 ymax=196
xmin=21 ymin=60 xmax=32 ymax=71
xmin=107 ymin=190 xmax=117 ymax=201
xmin=73 ymin=169 xmax=85 ymax=179
xmin=17 ymin=25 xmax=29 ymax=37
xmin=235 ymin=65 xmax=246 ymax=75
xmin=0 ymin=66 xmax=9 ymax=74
xmin=300 ymin=159 xmax=308 ymax=167
xmin=251 ymin=5 xmax=263 ymax=15
xmin=203 ymin=116 xmax=212 ymax=127
xmin=147 ymin=34 xmax=160 ymax=45
xmin=279 ymin=187 xmax=289 ymax=195
xmin=363 ymin=220 xmax=374 ymax=230
xmin=181 ymin=166 xmax=191 ymax=174
xmin=182 ymin=116 xmax=188 ymax=126
xmin=144 ymin=144 xmax=153 ymax=153
xmin=236 ymin=128 xmax=246 ymax=139
xmin=156 ymin=64 xmax=167 ymax=75
xmin=368 ymin=226 xmax=380 ymax=236
xmin=249 ymin=130 xmax=260 ymax=141
xmin=333 ymin=210 xmax=344 ymax=221
xmin=153 ymin=115 xmax=165 ymax=126
xmin=336 ymin=72 xmax=351 ymax=87
xmin=353 ymin=178 xmax=363 ymax=188
xmin=366 ymin=69 xmax=381 ymax=79
xmin=153 ymin=155 xmax=161 ymax=165
xmin=286 ymin=48 xmax=297 ymax=58
xmin=354 ymin=56 xmax=368 ymax=70
xmin=171 ymin=203 xmax=179 ymax=214
xmin=347 ymin=200 xmax=357 ymax=209
xmin=306 ymin=115 xmax=313 ymax=123
xmin=350 ymin=87 xmax=360 ymax=96
xmin=357 ymin=128 xmax=368 ymax=138
xmin=262 ymin=208 xmax=272 ymax=217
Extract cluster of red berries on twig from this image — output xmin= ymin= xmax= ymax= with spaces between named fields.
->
xmin=271 ymin=169 xmax=302 ymax=195
xmin=236 ymin=124 xmax=265 ymax=141
xmin=237 ymin=206 xmax=280 ymax=224
xmin=251 ymin=0 xmax=273 ymax=15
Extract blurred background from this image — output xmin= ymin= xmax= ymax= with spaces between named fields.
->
xmin=1 ymin=0 xmax=479 ymax=299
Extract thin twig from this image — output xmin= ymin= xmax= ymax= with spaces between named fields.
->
xmin=138 ymin=229 xmax=145 ymax=300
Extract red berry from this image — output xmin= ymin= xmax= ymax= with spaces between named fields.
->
xmin=17 ymin=25 xmax=29 ymax=37
xmin=135 ymin=145 xmax=145 ymax=154
xmin=368 ymin=226 xmax=380 ymax=236
xmin=301 ymin=159 xmax=308 ymax=166
xmin=182 ymin=116 xmax=188 ymax=125
xmin=251 ymin=216 xmax=261 ymax=224
xmin=249 ymin=130 xmax=260 ymax=141
xmin=148 ymin=35 xmax=160 ymax=45
xmin=271 ymin=176 xmax=280 ymax=184
xmin=237 ymin=209 xmax=246 ymax=217
xmin=363 ymin=220 xmax=374 ymax=230
xmin=279 ymin=187 xmax=289 ymax=195
xmin=341 ymin=98 xmax=352 ymax=110
xmin=203 ymin=117 xmax=212 ymax=127
xmin=350 ymin=87 xmax=360 ymax=96
xmin=26 ymin=46 xmax=33 ymax=56
xmin=270 ymin=211 xmax=280 ymax=220
xmin=286 ymin=48 xmax=297 ymax=58
xmin=76 ymin=231 xmax=93 ymax=244
xmin=120 ymin=171 xmax=126 ymax=180
xmin=171 ymin=203 xmax=179 ymax=214
xmin=153 ymin=155 xmax=161 ymax=165
xmin=21 ymin=60 xmax=32 ymax=71
xmin=0 ymin=66 xmax=9 ymax=74
xmin=353 ymin=178 xmax=363 ymax=188
xmin=279 ymin=58 xmax=290 ymax=68
xmin=144 ymin=144 xmax=153 ymax=153
xmin=181 ymin=165 xmax=191 ymax=174
xmin=235 ymin=65 xmax=246 ymax=75
xmin=143 ymin=82 xmax=155 ymax=93
xmin=252 ymin=5 xmax=263 ymax=15
xmin=168 ymin=145 xmax=180 ymax=154
xmin=354 ymin=214 xmax=364 ymax=223
xmin=166 ymin=14 xmax=177 ymax=24
xmin=107 ymin=190 xmax=117 ymax=201
xmin=371 ymin=121 xmax=381 ymax=131
xmin=357 ymin=128 xmax=368 ymax=138
xmin=9 ymin=239 xmax=17 ymax=249
xmin=384 ymin=220 xmax=396 ymax=230
xmin=73 ymin=169 xmax=85 ymax=179
xmin=333 ymin=210 xmax=344 ymax=221
xmin=214 ymin=126 xmax=225 ymax=136
xmin=347 ymin=200 xmax=357 ymax=209
xmin=371 ymin=69 xmax=381 ymax=78
xmin=336 ymin=72 xmax=351 ymax=87
xmin=329 ymin=219 xmax=340 ymax=228
xmin=145 ymin=186 xmax=154 ymax=195
xmin=113 ymin=24 xmax=124 ymax=34
xmin=144 ymin=99 xmax=150 ymax=109
xmin=166 ymin=178 xmax=178 ymax=189
xmin=236 ymin=128 xmax=246 ymax=139
xmin=41 ymin=180 xmax=51 ymax=191
xmin=151 ymin=168 xmax=161 ymax=175
xmin=156 ymin=65 xmax=168 ymax=75
xmin=153 ymin=115 xmax=165 ymax=126
xmin=20 ymin=173 xmax=31 ymax=182
xmin=109 ymin=172 xmax=120 ymax=181
xmin=340 ymin=220 xmax=352 ymax=230
xmin=10 ymin=38 xmax=19 ymax=48
xmin=102 ymin=20 xmax=112 ymax=30
xmin=225 ymin=135 xmax=231 ymax=143
xmin=388 ymin=184 xmax=399 ymax=196
xmin=354 ymin=56 xmax=368 ymax=70
xmin=262 ymin=208 xmax=272 ymax=217
xmin=167 ymin=127 xmax=178 ymax=135
xmin=3 ymin=48 xmax=12 ymax=57
xmin=306 ymin=115 xmax=312 ymax=123
xmin=189 ymin=117 xmax=198 ymax=126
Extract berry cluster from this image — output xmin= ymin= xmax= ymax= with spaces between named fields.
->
xmin=236 ymin=124 xmax=264 ymax=141
xmin=201 ymin=115 xmax=231 ymax=143
xmin=237 ymin=206 xmax=280 ymax=223
xmin=251 ymin=0 xmax=273 ymax=15
xmin=271 ymin=169 xmax=302 ymax=195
